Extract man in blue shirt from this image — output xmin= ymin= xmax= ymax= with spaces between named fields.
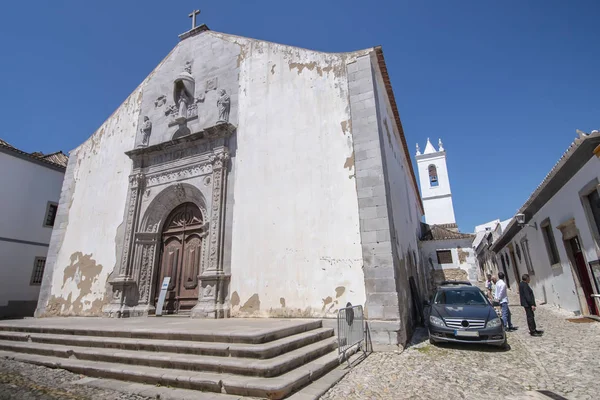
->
xmin=494 ymin=272 xmax=517 ymax=331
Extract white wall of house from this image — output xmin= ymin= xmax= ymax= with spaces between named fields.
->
xmin=503 ymin=156 xmax=600 ymax=313
xmin=420 ymin=238 xmax=478 ymax=282
xmin=0 ymin=151 xmax=64 ymax=315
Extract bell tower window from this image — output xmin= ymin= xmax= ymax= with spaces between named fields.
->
xmin=428 ymin=165 xmax=439 ymax=187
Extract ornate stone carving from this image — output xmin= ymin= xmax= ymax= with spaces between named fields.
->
xmin=203 ymin=284 xmax=215 ymax=299
xmin=184 ymin=60 xmax=192 ymax=74
xmin=217 ymin=89 xmax=231 ymax=124
xmin=148 ymin=143 xmax=211 ymax=165
xmin=174 ymin=183 xmax=186 ymax=203
xmin=154 ymin=95 xmax=167 ymax=108
xmin=139 ymin=116 xmax=152 ymax=147
xmin=138 ymin=244 xmax=155 ymax=303
xmin=146 ymin=163 xmax=212 ymax=186
xmin=207 ymin=150 xmax=229 ymax=272
xmin=206 ymin=77 xmax=218 ymax=92
xmin=165 ymin=104 xmax=178 ymax=117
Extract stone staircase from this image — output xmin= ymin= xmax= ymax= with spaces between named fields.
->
xmin=0 ymin=319 xmax=342 ymax=399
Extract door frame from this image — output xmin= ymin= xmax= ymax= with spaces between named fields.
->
xmin=557 ymin=218 xmax=598 ymax=316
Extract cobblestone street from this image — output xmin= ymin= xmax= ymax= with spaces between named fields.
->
xmin=0 ymin=359 xmax=150 ymax=400
xmin=322 ymin=291 xmax=600 ymax=400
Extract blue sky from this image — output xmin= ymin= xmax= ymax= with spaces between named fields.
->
xmin=1 ymin=1 xmax=598 ymax=232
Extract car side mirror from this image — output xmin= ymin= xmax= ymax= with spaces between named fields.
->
xmin=423 ymin=300 xmax=431 ymax=307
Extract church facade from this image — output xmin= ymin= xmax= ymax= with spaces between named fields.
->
xmin=35 ymin=25 xmax=425 ymax=347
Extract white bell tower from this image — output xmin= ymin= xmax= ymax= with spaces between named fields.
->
xmin=415 ymin=138 xmax=457 ymax=228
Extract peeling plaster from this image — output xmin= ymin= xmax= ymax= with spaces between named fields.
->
xmin=44 ymin=252 xmax=106 ymax=316
xmin=344 ymin=151 xmax=355 ymax=172
xmin=240 ymin=293 xmax=260 ymax=313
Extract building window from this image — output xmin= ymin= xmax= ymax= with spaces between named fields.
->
xmin=520 ymin=238 xmax=535 ymax=275
xmin=43 ymin=202 xmax=58 ymax=227
xmin=428 ymin=165 xmax=439 ymax=187
xmin=30 ymin=257 xmax=46 ymax=285
xmin=515 ymin=243 xmax=522 ymax=262
xmin=586 ymin=189 xmax=600 ymax=238
xmin=541 ymin=219 xmax=560 ymax=265
xmin=436 ymin=250 xmax=453 ymax=264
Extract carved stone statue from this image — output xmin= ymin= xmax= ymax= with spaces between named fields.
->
xmin=172 ymin=62 xmax=195 ymax=124
xmin=176 ymin=87 xmax=189 ymax=123
xmin=140 ymin=116 xmax=152 ymax=147
xmin=217 ymin=89 xmax=230 ymax=124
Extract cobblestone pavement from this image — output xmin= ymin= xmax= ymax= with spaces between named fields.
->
xmin=322 ymin=290 xmax=600 ymax=400
xmin=0 ymin=358 xmax=151 ymax=400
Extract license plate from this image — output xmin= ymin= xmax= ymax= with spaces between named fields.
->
xmin=454 ymin=330 xmax=479 ymax=337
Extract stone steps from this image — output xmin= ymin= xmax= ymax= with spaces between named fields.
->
xmin=0 ymin=347 xmax=340 ymax=399
xmin=0 ymin=327 xmax=333 ymax=359
xmin=0 ymin=319 xmax=323 ymax=344
xmin=0 ymin=337 xmax=337 ymax=377
xmin=0 ymin=319 xmax=346 ymax=399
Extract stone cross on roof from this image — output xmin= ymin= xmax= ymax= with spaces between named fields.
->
xmin=188 ymin=9 xmax=201 ymax=29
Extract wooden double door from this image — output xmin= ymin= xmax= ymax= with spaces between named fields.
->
xmin=155 ymin=202 xmax=205 ymax=314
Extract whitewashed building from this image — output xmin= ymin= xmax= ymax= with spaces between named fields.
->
xmin=0 ymin=139 xmax=66 ymax=318
xmin=492 ymin=130 xmax=600 ymax=316
xmin=415 ymin=138 xmax=478 ymax=286
xmin=34 ymin=24 xmax=427 ymax=347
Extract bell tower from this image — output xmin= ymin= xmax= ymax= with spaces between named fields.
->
xmin=415 ymin=138 xmax=457 ymax=229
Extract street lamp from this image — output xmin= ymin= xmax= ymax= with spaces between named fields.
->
xmin=515 ymin=213 xmax=537 ymax=230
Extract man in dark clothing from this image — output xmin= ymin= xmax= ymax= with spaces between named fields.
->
xmin=519 ymin=274 xmax=543 ymax=336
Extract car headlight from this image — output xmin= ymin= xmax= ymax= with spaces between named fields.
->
xmin=429 ymin=315 xmax=445 ymax=327
xmin=487 ymin=318 xmax=502 ymax=328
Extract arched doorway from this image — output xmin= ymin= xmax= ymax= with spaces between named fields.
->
xmin=155 ymin=202 xmax=206 ymax=314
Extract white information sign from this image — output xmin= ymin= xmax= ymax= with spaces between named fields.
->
xmin=155 ymin=277 xmax=171 ymax=317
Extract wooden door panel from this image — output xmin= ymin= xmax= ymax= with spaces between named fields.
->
xmin=154 ymin=202 xmax=205 ymax=314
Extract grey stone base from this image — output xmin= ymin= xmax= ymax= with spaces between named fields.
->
xmin=321 ymin=318 xmax=404 ymax=351
xmin=102 ymin=304 xmax=155 ymax=318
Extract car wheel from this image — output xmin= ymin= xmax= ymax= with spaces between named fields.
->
xmin=429 ymin=335 xmax=436 ymax=345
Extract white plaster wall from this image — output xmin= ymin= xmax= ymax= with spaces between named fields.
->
xmin=0 ymin=153 xmax=63 ymax=308
xmin=423 ymin=196 xmax=457 ymax=226
xmin=229 ymin=41 xmax=368 ymax=317
xmin=505 ymin=156 xmax=600 ymax=313
xmin=41 ymin=88 xmax=143 ymax=315
xmin=0 ymin=242 xmax=49 ymax=307
xmin=0 ymin=153 xmax=64 ymax=243
xmin=420 ymin=239 xmax=478 ymax=280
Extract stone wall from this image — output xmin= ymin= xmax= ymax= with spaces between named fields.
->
xmin=432 ymin=268 xmax=469 ymax=286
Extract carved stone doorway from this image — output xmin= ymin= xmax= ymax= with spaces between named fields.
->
xmin=155 ymin=202 xmax=207 ymax=314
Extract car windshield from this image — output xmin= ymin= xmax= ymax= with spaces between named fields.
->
xmin=434 ymin=289 xmax=488 ymax=305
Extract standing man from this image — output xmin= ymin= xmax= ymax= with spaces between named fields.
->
xmin=495 ymin=272 xmax=517 ymax=331
xmin=519 ymin=274 xmax=543 ymax=336
xmin=485 ymin=273 xmax=493 ymax=300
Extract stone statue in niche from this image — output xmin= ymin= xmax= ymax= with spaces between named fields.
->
xmin=139 ymin=116 xmax=152 ymax=147
xmin=172 ymin=61 xmax=196 ymax=124
xmin=217 ymin=89 xmax=230 ymax=124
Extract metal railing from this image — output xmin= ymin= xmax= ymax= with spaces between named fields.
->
xmin=337 ymin=303 xmax=371 ymax=366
